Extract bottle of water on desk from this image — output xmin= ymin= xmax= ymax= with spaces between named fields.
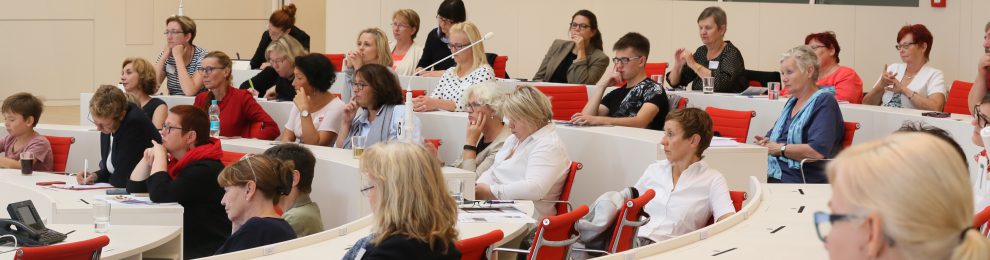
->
xmin=209 ymin=100 xmax=220 ymax=138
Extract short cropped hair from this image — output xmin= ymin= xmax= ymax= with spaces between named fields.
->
xmin=805 ymin=31 xmax=842 ymax=63
xmin=698 ymin=6 xmax=727 ymax=28
xmin=780 ymin=45 xmax=821 ymax=82
xmin=665 ymin=108 xmax=714 ymax=157
xmin=90 ymin=85 xmax=129 ymax=123
xmin=165 ymin=15 xmax=197 ymax=45
xmin=613 ymin=32 xmax=651 ymax=57
xmin=169 ymin=105 xmax=211 ymax=146
xmin=897 ymin=24 xmax=934 ymax=61
xmin=2 ymin=93 xmax=44 ymax=127
xmin=294 ymin=53 xmax=336 ymax=92
xmin=500 ymin=85 xmax=554 ymax=130
xmin=462 ymin=82 xmax=510 ymax=118
xmin=263 ymin=143 xmax=316 ymax=194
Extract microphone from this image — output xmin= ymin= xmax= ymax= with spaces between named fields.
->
xmin=413 ymin=32 xmax=495 ymax=76
xmin=178 ymin=0 xmax=184 ymax=15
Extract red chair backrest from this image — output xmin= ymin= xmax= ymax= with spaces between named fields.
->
xmin=44 ymin=135 xmax=74 ymax=172
xmin=676 ymin=97 xmax=689 ymax=109
xmin=527 ymin=205 xmax=589 ymax=260
xmin=557 ymin=161 xmax=583 ymax=214
xmin=493 ymin=56 xmax=508 ymax=79
xmin=729 ymin=191 xmax=747 ymax=212
xmin=402 ymin=89 xmax=427 ymax=102
xmin=15 ymin=235 xmax=109 ymax=260
xmin=323 ymin=54 xmax=345 ymax=72
xmin=456 ymin=229 xmax=504 ymax=260
xmin=221 ymin=151 xmax=246 ymax=166
xmin=705 ymin=107 xmax=755 ymax=143
xmin=975 ymin=205 xmax=990 ymax=237
xmin=424 ymin=138 xmax=442 ymax=160
xmin=645 ymin=63 xmax=668 ymax=79
xmin=535 ymin=86 xmax=588 ymax=121
xmin=842 ymin=122 xmax=861 ymax=149
xmin=945 ymin=80 xmax=974 ymax=115
xmin=606 ymin=189 xmax=656 ymax=253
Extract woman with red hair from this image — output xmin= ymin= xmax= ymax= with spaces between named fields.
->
xmin=863 ymin=24 xmax=946 ymax=111
xmin=803 ymin=31 xmax=863 ymax=104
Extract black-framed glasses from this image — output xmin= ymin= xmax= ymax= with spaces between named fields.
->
xmin=447 ymin=43 xmax=470 ymax=52
xmin=360 ymin=185 xmax=375 ymax=197
xmin=437 ymin=15 xmax=455 ymax=25
xmin=975 ymin=105 xmax=990 ymax=128
xmin=197 ymin=66 xmax=226 ymax=75
xmin=813 ymin=211 xmax=863 ymax=242
xmin=569 ymin=22 xmax=591 ymax=30
xmin=612 ymin=56 xmax=644 ymax=65
xmin=160 ymin=123 xmax=188 ymax=135
xmin=894 ymin=42 xmax=917 ymax=51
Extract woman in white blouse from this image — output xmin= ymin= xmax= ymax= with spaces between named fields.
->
xmin=475 ymin=85 xmax=570 ymax=220
xmin=863 ymin=24 xmax=946 ymax=111
xmin=390 ymin=9 xmax=423 ymax=76
xmin=413 ymin=21 xmax=495 ymax=112
xmin=281 ymin=53 xmax=345 ymax=146
xmin=633 ymin=108 xmax=735 ymax=244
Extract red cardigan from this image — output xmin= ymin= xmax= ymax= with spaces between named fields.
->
xmin=195 ymin=86 xmax=280 ymax=140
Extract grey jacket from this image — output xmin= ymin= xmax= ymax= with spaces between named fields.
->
xmin=449 ymin=126 xmax=512 ymax=174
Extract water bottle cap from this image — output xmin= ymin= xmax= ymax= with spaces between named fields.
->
xmin=211 ymin=100 xmax=218 ymax=105
xmin=981 ymin=127 xmax=990 ymax=137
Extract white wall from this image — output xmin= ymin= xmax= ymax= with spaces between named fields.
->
xmin=326 ymin=0 xmax=989 ymax=90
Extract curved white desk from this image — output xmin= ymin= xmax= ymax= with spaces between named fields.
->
xmin=0 ymin=224 xmax=182 ymax=260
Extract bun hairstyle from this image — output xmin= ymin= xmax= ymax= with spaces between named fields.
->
xmin=217 ymin=155 xmax=294 ymax=204
xmin=270 ymin=3 xmax=298 ymax=30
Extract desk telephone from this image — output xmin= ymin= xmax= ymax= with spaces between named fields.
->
xmin=0 ymin=200 xmax=67 ymax=246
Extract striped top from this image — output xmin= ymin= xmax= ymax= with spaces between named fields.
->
xmin=158 ymin=46 xmax=207 ymax=96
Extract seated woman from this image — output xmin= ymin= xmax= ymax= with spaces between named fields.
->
xmin=413 ymin=21 xmax=495 ymax=112
xmin=121 ymin=57 xmax=167 ymax=128
xmin=970 ymin=96 xmax=990 ymax=212
xmin=755 ymin=46 xmax=844 ymax=183
xmin=415 ymin=0 xmax=466 ymax=77
xmin=127 ymin=105 xmax=230 ymax=259
xmin=863 ymin=24 xmax=946 ymax=111
xmin=0 ymin=93 xmax=53 ymax=172
xmin=804 ymin=32 xmax=863 ymax=104
xmin=450 ymin=82 xmax=511 ymax=173
xmin=78 ymin=85 xmax=162 ymax=187
xmin=336 ymin=64 xmax=421 ymax=149
xmin=822 ymin=133 xmax=990 ymax=259
xmin=343 ymin=142 xmax=460 ymax=259
xmin=155 ymin=15 xmax=208 ymax=96
xmin=342 ymin=28 xmax=393 ymax=102
xmin=263 ymin=143 xmax=323 ymax=237
xmin=281 ymin=53 xmax=346 ymax=146
xmin=634 ymin=108 xmax=734 ymax=244
xmin=532 ymin=9 xmax=609 ymax=84
xmin=249 ymin=3 xmax=310 ymax=70
xmin=240 ymin=35 xmax=308 ymax=101
xmin=390 ymin=9 xmax=423 ymax=76
xmin=215 ymin=154 xmax=297 ymax=255
xmin=194 ymin=51 xmax=280 ymax=140
xmin=475 ymin=85 xmax=570 ymax=220
xmin=667 ymin=6 xmax=747 ymax=93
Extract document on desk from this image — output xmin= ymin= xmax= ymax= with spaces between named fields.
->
xmin=458 ymin=205 xmax=535 ymax=224
xmin=94 ymin=195 xmax=171 ymax=206
xmin=51 ymin=183 xmax=114 ymax=190
xmin=709 ymin=136 xmax=740 ymax=147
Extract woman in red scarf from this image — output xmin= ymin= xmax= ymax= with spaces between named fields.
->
xmin=128 ymin=105 xmax=232 ymax=259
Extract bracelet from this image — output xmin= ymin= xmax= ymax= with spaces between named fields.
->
xmin=463 ymin=145 xmax=478 ymax=151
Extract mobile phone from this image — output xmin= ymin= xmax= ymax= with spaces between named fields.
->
xmin=105 ymin=188 xmax=129 ymax=195
xmin=921 ymin=112 xmax=950 ymax=118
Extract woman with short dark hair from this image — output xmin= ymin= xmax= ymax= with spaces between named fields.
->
xmin=281 ymin=53 xmax=346 ymax=146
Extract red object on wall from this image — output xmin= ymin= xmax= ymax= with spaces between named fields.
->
xmin=931 ymin=0 xmax=946 ymax=8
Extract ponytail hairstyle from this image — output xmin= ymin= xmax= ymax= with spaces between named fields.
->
xmin=217 ymin=154 xmax=294 ymax=205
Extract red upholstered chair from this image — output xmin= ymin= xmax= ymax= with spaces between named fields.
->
xmin=729 ymin=191 xmax=747 ymax=212
xmin=323 ymin=54 xmax=345 ymax=72
xmin=456 ymin=229 xmax=504 ymax=260
xmin=493 ymin=56 xmax=508 ymax=79
xmin=14 ymin=235 xmax=109 ymax=260
xmin=44 ymin=135 xmax=75 ymax=172
xmin=332 ymin=93 xmax=342 ymax=99
xmin=645 ymin=62 xmax=668 ymax=79
xmin=424 ymin=139 xmax=442 ymax=160
xmin=402 ymin=89 xmax=427 ymax=102
xmin=534 ymin=86 xmax=588 ymax=121
xmin=842 ymin=122 xmax=861 ymax=149
xmin=493 ymin=205 xmax=590 ymax=260
xmin=221 ymin=151 xmax=246 ymax=166
xmin=945 ymin=80 xmax=974 ymax=115
xmin=975 ymin=205 xmax=990 ymax=237
xmin=551 ymin=161 xmax=583 ymax=214
xmin=705 ymin=107 xmax=755 ymax=143
xmin=603 ymin=189 xmax=657 ymax=254
xmin=676 ymin=97 xmax=689 ymax=110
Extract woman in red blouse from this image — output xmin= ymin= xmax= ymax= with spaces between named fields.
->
xmin=194 ymin=51 xmax=280 ymax=140
xmin=804 ymin=31 xmax=863 ymax=104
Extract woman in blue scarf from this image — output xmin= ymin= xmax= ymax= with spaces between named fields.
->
xmin=755 ymin=46 xmax=844 ymax=183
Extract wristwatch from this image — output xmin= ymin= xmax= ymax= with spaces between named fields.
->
xmin=300 ymin=110 xmax=310 ymax=118
xmin=780 ymin=144 xmax=787 ymax=157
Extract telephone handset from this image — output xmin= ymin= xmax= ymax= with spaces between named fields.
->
xmin=1 ymin=200 xmax=66 ymax=246
xmin=0 ymin=218 xmax=43 ymax=246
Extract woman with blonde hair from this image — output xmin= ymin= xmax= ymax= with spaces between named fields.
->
xmin=240 ymin=35 xmax=309 ymax=101
xmin=194 ymin=51 xmax=280 ymax=140
xmin=390 ymin=9 xmax=423 ymax=76
xmin=450 ymin=82 xmax=511 ymax=174
xmin=343 ymin=28 xmax=394 ymax=101
xmin=475 ymin=85 xmax=570 ymax=220
xmin=821 ymin=132 xmax=990 ymax=260
xmin=121 ymin=57 xmax=167 ymax=129
xmin=343 ymin=142 xmax=460 ymax=259
xmin=414 ymin=21 xmax=495 ymax=112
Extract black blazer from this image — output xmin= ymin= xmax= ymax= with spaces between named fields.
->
xmin=360 ymin=236 xmax=461 ymax=260
xmin=239 ymin=66 xmax=296 ymax=101
xmin=97 ymin=103 xmax=161 ymax=188
xmin=249 ymin=26 xmax=311 ymax=69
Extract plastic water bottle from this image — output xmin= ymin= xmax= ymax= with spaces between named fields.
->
xmin=209 ymin=100 xmax=220 ymax=138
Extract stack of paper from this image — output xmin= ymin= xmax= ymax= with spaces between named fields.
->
xmin=710 ymin=137 xmax=740 ymax=147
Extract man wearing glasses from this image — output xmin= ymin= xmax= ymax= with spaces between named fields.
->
xmin=571 ymin=32 xmax=670 ymax=131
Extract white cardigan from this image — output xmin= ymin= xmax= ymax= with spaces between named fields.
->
xmin=390 ymin=41 xmax=423 ymax=76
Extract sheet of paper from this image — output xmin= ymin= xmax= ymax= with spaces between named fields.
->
xmin=51 ymin=183 xmax=114 ymax=189
xmin=710 ymin=136 xmax=740 ymax=147
xmin=457 ymin=205 xmax=535 ymax=224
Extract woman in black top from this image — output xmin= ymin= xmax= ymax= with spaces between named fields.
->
xmin=215 ymin=154 xmax=296 ymax=255
xmin=121 ymin=57 xmax=167 ymax=129
xmin=250 ymin=4 xmax=310 ymax=70
xmin=240 ymin=35 xmax=309 ymax=101
xmin=415 ymin=0 xmax=466 ymax=77
xmin=127 ymin=105 xmax=231 ymax=259
xmin=667 ymin=6 xmax=747 ymax=93
xmin=77 ymin=85 xmax=161 ymax=188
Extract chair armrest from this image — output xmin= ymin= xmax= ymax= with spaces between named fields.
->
xmin=572 ymin=248 xmax=610 ymax=255
xmin=491 ymin=247 xmax=530 ymax=258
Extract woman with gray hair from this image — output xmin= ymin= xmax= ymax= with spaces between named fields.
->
xmin=754 ymin=46 xmax=844 ymax=183
xmin=450 ymin=82 xmax=512 ymax=173
xmin=475 ymin=85 xmax=570 ymax=220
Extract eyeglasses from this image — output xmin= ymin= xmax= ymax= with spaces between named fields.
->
xmin=466 ymin=102 xmax=484 ymax=111
xmin=360 ymin=185 xmax=375 ymax=197
xmin=163 ymin=30 xmax=185 ymax=36
xmin=894 ymin=42 xmax=916 ymax=50
xmin=813 ymin=211 xmax=864 ymax=242
xmin=87 ymin=112 xmax=117 ymax=131
xmin=391 ymin=23 xmax=410 ymax=30
xmin=612 ymin=56 xmax=644 ymax=65
xmin=569 ymin=22 xmax=591 ymax=30
xmin=197 ymin=66 xmax=226 ymax=75
xmin=975 ymin=105 xmax=990 ymax=128
xmin=808 ymin=45 xmax=827 ymax=50
xmin=351 ymin=81 xmax=370 ymax=91
xmin=269 ymin=57 xmax=289 ymax=64
xmin=437 ymin=15 xmax=455 ymax=25
xmin=447 ymin=43 xmax=470 ymax=52
xmin=160 ymin=123 xmax=188 ymax=134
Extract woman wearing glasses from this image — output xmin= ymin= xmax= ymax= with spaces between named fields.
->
xmin=801 ymin=32 xmax=863 ymax=104
xmin=451 ymin=82 xmax=511 ymax=174
xmin=863 ymin=24 xmax=946 ymax=111
xmin=126 ymin=105 xmax=230 ymax=259
xmin=239 ymin=35 xmax=308 ymax=101
xmin=77 ymin=85 xmax=161 ymax=188
xmin=391 ymin=9 xmax=423 ymax=76
xmin=281 ymin=53 xmax=345 ymax=146
xmin=667 ymin=6 xmax=747 ymax=93
xmin=413 ymin=21 xmax=494 ymax=112
xmin=155 ymin=15 xmax=208 ymax=96
xmin=970 ymin=97 xmax=990 ymax=213
xmin=532 ymin=9 xmax=609 ymax=84
xmin=820 ymin=132 xmax=990 ymax=260
xmin=249 ymin=3 xmax=310 ymax=70
xmin=215 ymin=154 xmax=297 ymax=255
xmin=336 ymin=64 xmax=421 ymax=149
xmin=342 ymin=28 xmax=394 ymax=102
xmin=416 ymin=0 xmax=466 ymax=77
xmin=343 ymin=142 xmax=460 ymax=259
xmin=193 ymin=51 xmax=281 ymax=140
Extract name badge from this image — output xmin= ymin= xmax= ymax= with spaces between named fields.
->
xmin=166 ymin=64 xmax=176 ymax=74
xmin=708 ymin=61 xmax=719 ymax=70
